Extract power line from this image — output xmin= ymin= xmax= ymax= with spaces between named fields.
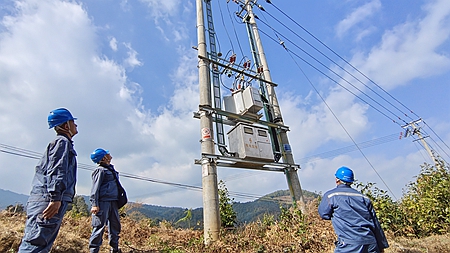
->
xmin=280 ymin=40 xmax=398 ymax=199
xmin=252 ymin=1 xmax=449 ymax=162
xmin=264 ymin=0 xmax=420 ymax=121
xmin=298 ymin=133 xmax=402 ymax=164
xmin=258 ymin=27 xmax=405 ymax=126
xmin=0 ymin=143 xmax=284 ymax=204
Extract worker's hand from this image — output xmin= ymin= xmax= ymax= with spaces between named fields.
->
xmin=42 ymin=201 xmax=61 ymax=220
xmin=91 ymin=206 xmax=100 ymax=215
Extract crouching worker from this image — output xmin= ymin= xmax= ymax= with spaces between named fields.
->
xmin=318 ymin=166 xmax=389 ymax=253
xmin=18 ymin=108 xmax=78 ymax=253
xmin=89 ymin=148 xmax=124 ymax=253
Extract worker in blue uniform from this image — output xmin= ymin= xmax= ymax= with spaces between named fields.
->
xmin=89 ymin=148 xmax=123 ymax=253
xmin=18 ymin=108 xmax=78 ymax=253
xmin=318 ymin=166 xmax=389 ymax=253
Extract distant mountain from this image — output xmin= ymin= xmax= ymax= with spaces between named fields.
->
xmin=0 ymin=188 xmax=320 ymax=229
xmin=0 ymin=189 xmax=29 ymax=210
xmin=130 ymin=189 xmax=319 ymax=229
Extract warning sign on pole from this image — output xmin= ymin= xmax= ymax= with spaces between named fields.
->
xmin=201 ymin=127 xmax=211 ymax=140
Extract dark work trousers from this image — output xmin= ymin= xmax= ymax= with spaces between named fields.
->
xmin=89 ymin=201 xmax=121 ymax=253
xmin=334 ymin=241 xmax=381 ymax=253
xmin=18 ymin=200 xmax=69 ymax=253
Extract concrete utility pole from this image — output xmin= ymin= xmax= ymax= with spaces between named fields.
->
xmin=404 ymin=119 xmax=441 ymax=169
xmin=196 ymin=0 xmax=221 ymax=244
xmin=245 ymin=0 xmax=306 ymax=211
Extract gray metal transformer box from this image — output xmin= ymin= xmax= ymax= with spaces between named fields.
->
xmin=223 ymin=86 xmax=263 ymax=116
xmin=227 ymin=123 xmax=274 ymax=162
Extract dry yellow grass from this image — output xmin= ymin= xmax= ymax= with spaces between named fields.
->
xmin=1 ymin=202 xmax=449 ymax=253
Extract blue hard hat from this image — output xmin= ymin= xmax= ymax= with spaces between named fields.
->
xmin=48 ymin=108 xmax=76 ymax=128
xmin=91 ymin=148 xmax=109 ymax=164
xmin=335 ymin=166 xmax=354 ymax=183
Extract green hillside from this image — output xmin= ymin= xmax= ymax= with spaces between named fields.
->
xmin=128 ymin=189 xmax=319 ymax=229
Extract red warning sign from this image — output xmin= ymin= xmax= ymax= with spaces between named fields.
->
xmin=201 ymin=127 xmax=211 ymax=140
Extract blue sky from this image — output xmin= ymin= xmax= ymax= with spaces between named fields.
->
xmin=0 ymin=0 xmax=449 ymax=208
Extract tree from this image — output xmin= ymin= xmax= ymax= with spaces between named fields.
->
xmin=175 ymin=209 xmax=193 ymax=228
xmin=218 ymin=180 xmax=237 ymax=228
xmin=69 ymin=195 xmax=90 ymax=216
xmin=356 ymin=160 xmax=450 ymax=238
xmin=400 ymin=161 xmax=450 ymax=237
xmin=6 ymin=203 xmax=25 ymax=214
xmin=356 ymin=182 xmax=405 ymax=236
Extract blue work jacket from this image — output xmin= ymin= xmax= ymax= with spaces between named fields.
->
xmin=90 ymin=164 xmax=119 ymax=207
xmin=318 ymin=184 xmax=389 ymax=249
xmin=29 ymin=134 xmax=77 ymax=202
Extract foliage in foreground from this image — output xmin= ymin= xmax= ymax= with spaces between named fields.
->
xmin=218 ymin=180 xmax=238 ymax=228
xmin=2 ymin=201 xmax=450 ymax=253
xmin=357 ymin=161 xmax=450 ymax=238
xmin=0 ymin=201 xmax=337 ymax=253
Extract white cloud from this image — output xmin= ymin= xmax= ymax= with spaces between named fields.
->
xmin=0 ymin=0 xmax=448 ymax=210
xmin=275 ymin=0 xmax=450 ymax=199
xmin=336 ymin=0 xmax=381 ymax=39
xmin=138 ymin=0 xmax=180 ymax=21
xmin=109 ymin=37 xmax=118 ymax=51
xmin=353 ymin=0 xmax=450 ymax=89
xmin=123 ymin=42 xmax=143 ymax=69
xmin=138 ymin=0 xmax=190 ymax=43
xmin=0 ymin=0 xmax=184 ymax=205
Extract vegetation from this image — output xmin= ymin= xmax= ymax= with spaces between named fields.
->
xmin=67 ymin=195 xmax=90 ymax=217
xmin=218 ymin=180 xmax=237 ymax=228
xmin=175 ymin=209 xmax=193 ymax=228
xmin=357 ymin=160 xmax=450 ymax=238
xmin=5 ymin=203 xmax=25 ymax=214
xmin=1 ymin=161 xmax=449 ymax=252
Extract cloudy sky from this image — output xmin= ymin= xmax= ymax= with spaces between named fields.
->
xmin=0 ymin=0 xmax=449 ymax=208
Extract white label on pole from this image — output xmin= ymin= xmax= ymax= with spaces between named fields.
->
xmin=202 ymin=166 xmax=209 ymax=177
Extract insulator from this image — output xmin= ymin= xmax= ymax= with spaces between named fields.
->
xmin=230 ymin=54 xmax=236 ymax=64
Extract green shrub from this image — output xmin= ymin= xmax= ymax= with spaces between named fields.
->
xmin=357 ymin=160 xmax=450 ymax=238
xmin=356 ymin=182 xmax=405 ymax=236
xmin=218 ymin=180 xmax=237 ymax=228
xmin=400 ymin=161 xmax=450 ymax=237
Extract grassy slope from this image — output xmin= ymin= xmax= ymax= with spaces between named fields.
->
xmin=1 ymin=201 xmax=449 ymax=253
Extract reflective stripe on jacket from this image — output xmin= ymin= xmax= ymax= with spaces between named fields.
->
xmin=29 ymin=134 xmax=77 ymax=202
xmin=318 ymin=184 xmax=389 ymax=249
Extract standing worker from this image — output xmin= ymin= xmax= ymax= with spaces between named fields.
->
xmin=89 ymin=148 xmax=124 ymax=253
xmin=18 ymin=108 xmax=78 ymax=253
xmin=318 ymin=166 xmax=389 ymax=253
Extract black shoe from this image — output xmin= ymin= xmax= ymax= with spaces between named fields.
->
xmin=111 ymin=249 xmax=122 ymax=253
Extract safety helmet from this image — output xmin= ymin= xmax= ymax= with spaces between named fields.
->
xmin=48 ymin=108 xmax=77 ymax=129
xmin=335 ymin=166 xmax=354 ymax=183
xmin=90 ymin=148 xmax=109 ymax=164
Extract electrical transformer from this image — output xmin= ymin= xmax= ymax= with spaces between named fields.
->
xmin=227 ymin=122 xmax=274 ymax=161
xmin=223 ymin=86 xmax=263 ymax=116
